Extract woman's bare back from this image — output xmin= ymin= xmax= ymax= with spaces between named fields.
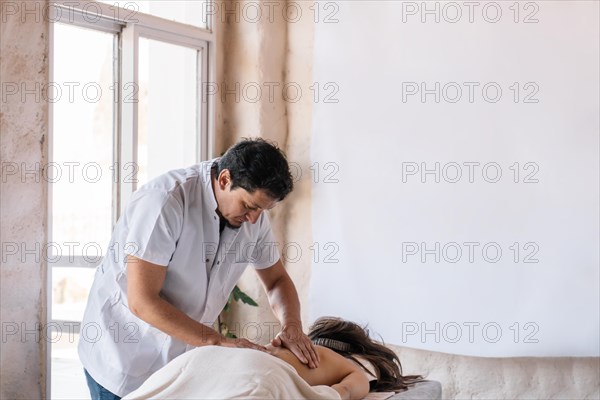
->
xmin=265 ymin=344 xmax=370 ymax=399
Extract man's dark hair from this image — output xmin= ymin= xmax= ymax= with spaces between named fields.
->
xmin=212 ymin=137 xmax=294 ymax=200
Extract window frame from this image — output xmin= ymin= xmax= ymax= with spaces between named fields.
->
xmin=47 ymin=0 xmax=215 ymax=395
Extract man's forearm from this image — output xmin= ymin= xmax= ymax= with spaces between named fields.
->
xmin=130 ymin=295 xmax=222 ymax=347
xmin=259 ymin=262 xmax=320 ymax=367
xmin=267 ymin=274 xmax=303 ymax=329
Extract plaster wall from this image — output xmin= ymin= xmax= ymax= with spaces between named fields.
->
xmin=0 ymin=0 xmax=50 ymax=398
xmin=392 ymin=345 xmax=599 ymax=399
xmin=0 ymin=0 xmax=597 ymax=398
xmin=215 ymin=0 xmax=314 ymax=335
xmin=219 ymin=1 xmax=600 ymax=399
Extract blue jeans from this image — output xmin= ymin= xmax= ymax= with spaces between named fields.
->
xmin=84 ymin=369 xmax=121 ymax=400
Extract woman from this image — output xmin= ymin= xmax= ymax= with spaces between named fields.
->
xmin=272 ymin=316 xmax=425 ymax=398
xmin=125 ymin=317 xmax=424 ymax=400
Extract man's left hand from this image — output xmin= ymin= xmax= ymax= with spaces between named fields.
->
xmin=271 ymin=323 xmax=320 ymax=369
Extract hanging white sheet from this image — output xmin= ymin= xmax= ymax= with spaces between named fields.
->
xmin=309 ymin=0 xmax=599 ymax=357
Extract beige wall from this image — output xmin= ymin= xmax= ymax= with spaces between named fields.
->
xmin=218 ymin=1 xmax=600 ymax=399
xmin=0 ymin=0 xmax=598 ymax=398
xmin=215 ymin=0 xmax=315 ymax=334
xmin=0 ymin=0 xmax=50 ymax=398
xmin=392 ymin=345 xmax=599 ymax=399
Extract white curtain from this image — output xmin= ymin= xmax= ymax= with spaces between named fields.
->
xmin=309 ymin=1 xmax=599 ymax=357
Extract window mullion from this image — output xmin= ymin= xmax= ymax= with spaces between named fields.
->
xmin=200 ymin=44 xmax=210 ymax=161
xmin=112 ymin=33 xmax=120 ymax=229
xmin=49 ymin=3 xmax=123 ymax=34
xmin=118 ymin=23 xmax=139 ymax=215
xmin=136 ymin=25 xmax=209 ymax=51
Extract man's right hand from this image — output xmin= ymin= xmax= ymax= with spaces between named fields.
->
xmin=126 ymin=256 xmax=269 ymax=352
xmin=219 ymin=336 xmax=269 ymax=353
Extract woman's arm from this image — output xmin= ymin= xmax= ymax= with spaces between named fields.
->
xmin=331 ymin=369 xmax=370 ymax=400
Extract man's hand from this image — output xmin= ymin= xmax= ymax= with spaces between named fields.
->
xmin=220 ymin=336 xmax=269 ymax=353
xmin=271 ymin=323 xmax=320 ymax=368
xmin=255 ymin=260 xmax=319 ymax=367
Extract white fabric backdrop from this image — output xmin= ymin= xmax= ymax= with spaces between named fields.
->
xmin=309 ymin=1 xmax=599 ymax=357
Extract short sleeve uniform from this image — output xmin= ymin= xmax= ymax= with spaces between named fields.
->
xmin=78 ymin=159 xmax=280 ymax=396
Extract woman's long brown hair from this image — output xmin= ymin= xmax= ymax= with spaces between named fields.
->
xmin=308 ymin=317 xmax=425 ymax=392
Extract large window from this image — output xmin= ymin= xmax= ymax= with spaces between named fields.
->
xmin=49 ymin=1 xmax=213 ymax=397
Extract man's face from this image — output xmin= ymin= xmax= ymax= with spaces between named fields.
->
xmin=213 ymin=170 xmax=278 ymax=228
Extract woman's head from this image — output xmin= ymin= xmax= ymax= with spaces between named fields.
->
xmin=307 ymin=317 xmax=424 ymax=392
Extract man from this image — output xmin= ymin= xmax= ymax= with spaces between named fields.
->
xmin=78 ymin=138 xmax=319 ymax=399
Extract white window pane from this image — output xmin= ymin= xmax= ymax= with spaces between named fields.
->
xmin=137 ymin=38 xmax=198 ymax=186
xmin=51 ymin=267 xmax=96 ymax=321
xmin=51 ymin=264 xmax=94 ymax=395
xmin=98 ymin=0 xmax=209 ymax=29
xmin=51 ymin=333 xmax=89 ymax=399
xmin=52 ymin=23 xmax=114 ymax=255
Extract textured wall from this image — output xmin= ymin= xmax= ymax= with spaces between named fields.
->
xmin=218 ymin=1 xmax=600 ymax=399
xmin=0 ymin=1 xmax=597 ymax=398
xmin=392 ymin=345 xmax=599 ymax=399
xmin=0 ymin=0 xmax=49 ymax=398
xmin=216 ymin=0 xmax=315 ymax=335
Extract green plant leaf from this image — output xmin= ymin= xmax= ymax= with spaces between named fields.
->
xmin=218 ymin=285 xmax=259 ymax=332
xmin=233 ymin=286 xmax=258 ymax=306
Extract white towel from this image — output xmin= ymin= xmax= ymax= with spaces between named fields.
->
xmin=124 ymin=345 xmax=341 ymax=399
